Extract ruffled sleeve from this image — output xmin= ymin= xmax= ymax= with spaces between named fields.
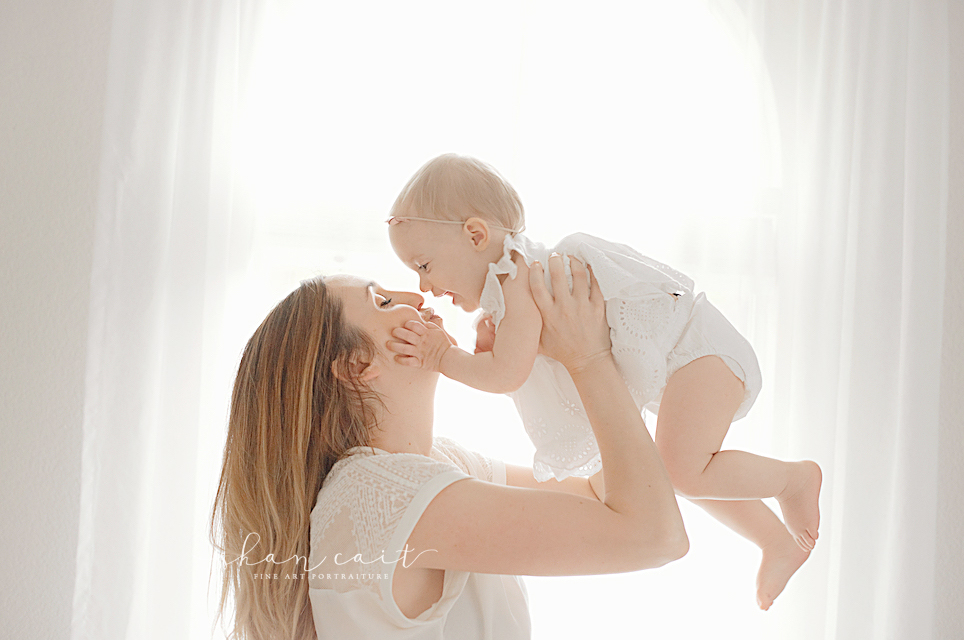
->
xmin=478 ymin=233 xmax=548 ymax=329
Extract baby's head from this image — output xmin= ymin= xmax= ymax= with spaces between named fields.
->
xmin=388 ymin=154 xmax=524 ymax=312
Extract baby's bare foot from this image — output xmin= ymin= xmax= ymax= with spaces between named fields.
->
xmin=756 ymin=534 xmax=810 ymax=610
xmin=777 ymin=460 xmax=822 ymax=551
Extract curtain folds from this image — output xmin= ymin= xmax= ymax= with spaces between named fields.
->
xmin=73 ymin=0 xmax=952 ymax=638
xmin=728 ymin=1 xmax=949 ymax=637
xmin=72 ymin=1 xmax=260 ymax=638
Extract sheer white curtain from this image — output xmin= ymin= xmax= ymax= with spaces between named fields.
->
xmin=726 ymin=1 xmax=950 ymax=637
xmin=72 ymin=1 xmax=265 ymax=638
xmin=73 ymin=0 xmax=952 ymax=639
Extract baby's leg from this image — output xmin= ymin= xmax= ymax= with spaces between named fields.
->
xmin=655 ymin=355 xmax=821 ymax=550
xmin=689 ymin=498 xmax=809 ymax=610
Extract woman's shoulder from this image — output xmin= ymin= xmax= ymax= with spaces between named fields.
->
xmin=310 ymin=446 xmax=471 ymax=545
xmin=431 ymin=437 xmax=504 ymax=484
xmin=321 ymin=445 xmax=466 ymax=496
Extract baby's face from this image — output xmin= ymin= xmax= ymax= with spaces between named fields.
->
xmin=389 ymin=219 xmax=491 ymax=312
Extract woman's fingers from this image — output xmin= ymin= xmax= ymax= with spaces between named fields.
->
xmin=587 ymin=265 xmax=602 ymax=306
xmin=528 ymin=260 xmax=553 ymax=311
xmin=546 ymin=254 xmax=567 ymax=299
xmin=570 ymin=257 xmax=589 ymax=299
xmin=532 ymin=254 xmax=612 ymax=373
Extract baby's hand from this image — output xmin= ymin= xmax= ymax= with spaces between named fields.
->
xmin=388 ymin=319 xmax=454 ymax=371
xmin=474 ymin=316 xmax=496 ymax=354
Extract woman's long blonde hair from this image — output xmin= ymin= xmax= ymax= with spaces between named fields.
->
xmin=211 ymin=277 xmax=378 ymax=639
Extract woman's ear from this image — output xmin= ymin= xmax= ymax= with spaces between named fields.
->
xmin=332 ymin=356 xmax=380 ymax=383
xmin=462 ymin=217 xmax=491 ymax=251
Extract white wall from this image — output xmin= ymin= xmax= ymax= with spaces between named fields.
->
xmin=0 ymin=0 xmax=113 ymax=637
xmin=0 ymin=1 xmax=959 ymax=639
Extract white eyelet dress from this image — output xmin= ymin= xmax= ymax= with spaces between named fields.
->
xmin=308 ymin=437 xmax=530 ymax=639
xmin=481 ymin=232 xmax=762 ymax=482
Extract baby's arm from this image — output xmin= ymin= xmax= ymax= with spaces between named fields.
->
xmin=391 ymin=253 xmax=542 ymax=394
xmin=443 ymin=254 xmax=541 ymax=392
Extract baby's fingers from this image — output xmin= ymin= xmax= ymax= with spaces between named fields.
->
xmin=403 ymin=320 xmax=429 ymax=335
xmin=391 ymin=324 xmax=424 ymax=346
xmin=386 ymin=339 xmax=420 ymax=358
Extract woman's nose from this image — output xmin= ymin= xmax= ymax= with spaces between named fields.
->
xmin=397 ymin=290 xmax=425 ymax=308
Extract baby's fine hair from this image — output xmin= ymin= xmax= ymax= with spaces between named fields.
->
xmin=390 ymin=153 xmax=525 ymax=233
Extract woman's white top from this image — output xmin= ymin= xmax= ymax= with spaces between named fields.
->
xmin=480 ymin=232 xmax=699 ymax=481
xmin=308 ymin=437 xmax=530 ymax=640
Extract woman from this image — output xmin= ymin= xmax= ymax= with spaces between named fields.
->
xmin=211 ymin=256 xmax=687 ymax=639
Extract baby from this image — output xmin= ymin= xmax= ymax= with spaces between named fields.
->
xmin=386 ymin=153 xmax=821 ymax=610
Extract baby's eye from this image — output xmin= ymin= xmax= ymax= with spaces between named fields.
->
xmin=379 ymin=296 xmax=393 ymax=307
xmin=417 ymin=262 xmax=429 ymax=271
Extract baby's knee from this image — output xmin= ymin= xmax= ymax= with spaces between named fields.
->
xmin=659 ymin=457 xmax=706 ymax=499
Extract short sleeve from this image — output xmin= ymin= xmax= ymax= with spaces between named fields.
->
xmin=431 ymin=436 xmax=507 ymax=485
xmin=308 ymin=451 xmax=470 ymax=602
xmin=479 ymin=233 xmax=549 ymax=329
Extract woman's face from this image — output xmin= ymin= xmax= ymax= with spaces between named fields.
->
xmin=325 ymin=274 xmax=443 ymax=359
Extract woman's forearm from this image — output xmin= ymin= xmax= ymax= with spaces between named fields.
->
xmin=568 ymin=356 xmax=686 ymax=551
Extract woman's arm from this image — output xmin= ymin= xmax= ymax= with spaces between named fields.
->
xmin=504 ymin=464 xmax=602 ymax=500
xmin=403 ymin=257 xmax=687 ymax=576
xmin=391 ymin=253 xmax=541 ymax=394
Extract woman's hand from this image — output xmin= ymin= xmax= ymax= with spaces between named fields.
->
xmin=529 ymin=255 xmax=611 ymax=374
xmin=387 ymin=319 xmax=454 ymax=371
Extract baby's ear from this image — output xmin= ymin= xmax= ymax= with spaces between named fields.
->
xmin=463 ymin=217 xmax=491 ymax=251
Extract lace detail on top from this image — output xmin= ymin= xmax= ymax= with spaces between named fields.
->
xmin=432 ymin=436 xmax=497 ymax=483
xmin=478 ymin=232 xmax=698 ymax=481
xmin=308 ymin=438 xmax=498 ymax=596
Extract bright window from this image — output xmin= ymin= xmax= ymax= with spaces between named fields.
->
xmin=228 ymin=1 xmax=780 ymax=636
